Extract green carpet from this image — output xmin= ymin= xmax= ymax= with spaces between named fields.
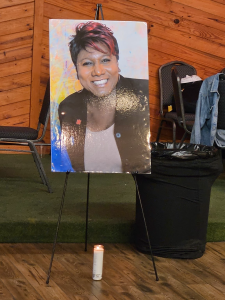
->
xmin=0 ymin=154 xmax=224 ymax=243
xmin=207 ymin=170 xmax=225 ymax=241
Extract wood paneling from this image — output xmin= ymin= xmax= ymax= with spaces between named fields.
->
xmin=0 ymin=86 xmax=30 ymax=106
xmin=0 ymin=114 xmax=29 ymax=126
xmin=46 ymin=0 xmax=95 ymax=16
xmin=149 ymin=23 xmax=224 ymax=58
xmin=41 ymin=58 xmax=49 ymax=75
xmin=0 ymin=58 xmax=32 ymax=78
xmin=132 ymin=0 xmax=225 ymax=31
xmin=0 ymin=100 xmax=30 ymax=121
xmin=0 ymin=0 xmax=33 ymax=9
xmin=0 ymin=16 xmax=34 ymax=36
xmin=0 ymin=31 xmax=33 ymax=52
xmin=0 ymin=0 xmax=225 ymax=145
xmin=36 ymin=0 xmax=225 ymax=142
xmin=0 ymin=72 xmax=32 ymax=92
xmin=0 ymin=46 xmax=32 ymax=64
xmin=148 ymin=36 xmax=225 ymax=71
xmin=0 ymin=0 xmax=34 ymax=139
xmin=173 ymin=0 xmax=225 ymax=19
xmin=30 ymin=0 xmax=44 ymax=129
xmin=0 ymin=2 xmax=34 ymax=23
xmin=44 ymin=2 xmax=92 ymax=20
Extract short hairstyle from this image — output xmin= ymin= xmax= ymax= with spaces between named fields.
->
xmin=69 ymin=21 xmax=119 ymax=68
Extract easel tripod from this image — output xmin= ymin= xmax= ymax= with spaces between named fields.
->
xmin=46 ymin=3 xmax=159 ymax=283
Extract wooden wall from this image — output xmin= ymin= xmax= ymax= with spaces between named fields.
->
xmin=0 ymin=0 xmax=34 ymax=128
xmin=1 ymin=0 xmax=225 ymax=143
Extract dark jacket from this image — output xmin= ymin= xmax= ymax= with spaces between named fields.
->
xmin=58 ymin=75 xmax=150 ymax=173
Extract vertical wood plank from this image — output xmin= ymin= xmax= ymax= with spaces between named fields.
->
xmin=30 ymin=0 xmax=44 ymax=129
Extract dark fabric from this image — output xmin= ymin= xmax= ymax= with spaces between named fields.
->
xmin=160 ymin=63 xmax=196 ymax=106
xmin=39 ymin=79 xmax=50 ymax=125
xmin=217 ymin=79 xmax=225 ymax=129
xmin=135 ymin=143 xmax=223 ymax=258
xmin=58 ymin=75 xmax=150 ymax=173
xmin=222 ymin=149 xmax=225 ymax=159
xmin=0 ymin=126 xmax=38 ymax=140
xmin=172 ymin=81 xmax=203 ymax=113
xmin=164 ymin=111 xmax=195 ymax=121
xmin=182 ymin=81 xmax=203 ymax=113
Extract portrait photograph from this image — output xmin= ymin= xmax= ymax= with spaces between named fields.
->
xmin=50 ymin=20 xmax=151 ymax=173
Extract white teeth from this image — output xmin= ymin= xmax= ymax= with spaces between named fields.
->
xmin=93 ymin=79 xmax=107 ymax=85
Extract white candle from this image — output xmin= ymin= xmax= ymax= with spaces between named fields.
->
xmin=93 ymin=245 xmax=104 ymax=280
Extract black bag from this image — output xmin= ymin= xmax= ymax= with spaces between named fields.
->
xmin=134 ymin=142 xmax=223 ymax=259
xmin=172 ymin=80 xmax=203 ymax=113
xmin=182 ymin=81 xmax=203 ymax=113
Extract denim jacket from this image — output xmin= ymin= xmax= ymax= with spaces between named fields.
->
xmin=190 ymin=73 xmax=225 ymax=146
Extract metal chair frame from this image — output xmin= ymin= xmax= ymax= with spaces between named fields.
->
xmin=156 ymin=61 xmax=197 ymax=147
xmin=171 ymin=66 xmax=196 ymax=147
xmin=0 ymin=80 xmax=52 ymax=193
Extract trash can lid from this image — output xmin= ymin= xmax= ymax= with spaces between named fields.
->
xmin=151 ymin=142 xmax=219 ymax=160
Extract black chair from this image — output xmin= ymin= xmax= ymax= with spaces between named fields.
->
xmin=0 ymin=80 xmax=52 ymax=193
xmin=171 ymin=66 xmax=196 ymax=147
xmin=156 ymin=61 xmax=197 ymax=147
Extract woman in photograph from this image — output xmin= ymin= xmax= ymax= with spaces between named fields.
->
xmin=58 ymin=21 xmax=150 ymax=173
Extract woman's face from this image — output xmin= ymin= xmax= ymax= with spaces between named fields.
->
xmin=76 ymin=43 xmax=119 ymax=97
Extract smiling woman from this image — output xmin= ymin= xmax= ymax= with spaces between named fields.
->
xmin=77 ymin=45 xmax=119 ymax=98
xmin=57 ymin=21 xmax=151 ymax=173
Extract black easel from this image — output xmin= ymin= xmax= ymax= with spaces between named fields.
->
xmin=95 ymin=3 xmax=104 ymax=20
xmin=46 ymin=171 xmax=70 ymax=284
xmin=46 ymin=4 xmax=105 ymax=284
xmin=46 ymin=4 xmax=158 ymax=283
xmin=84 ymin=3 xmax=104 ymax=253
xmin=133 ymin=174 xmax=159 ymax=281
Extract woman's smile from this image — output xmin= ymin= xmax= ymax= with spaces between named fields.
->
xmin=92 ymin=79 xmax=108 ymax=86
xmin=76 ymin=43 xmax=120 ymax=97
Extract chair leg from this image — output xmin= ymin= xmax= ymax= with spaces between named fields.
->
xmin=28 ymin=141 xmax=53 ymax=193
xmin=30 ymin=146 xmax=46 ymax=185
xmin=178 ymin=131 xmax=188 ymax=149
xmin=157 ymin=119 xmax=177 ymax=148
xmin=172 ymin=121 xmax=177 ymax=148
xmin=156 ymin=119 xmax=165 ymax=143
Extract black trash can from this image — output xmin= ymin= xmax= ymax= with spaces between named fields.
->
xmin=135 ymin=143 xmax=223 ymax=259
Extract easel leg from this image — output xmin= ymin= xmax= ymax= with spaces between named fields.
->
xmin=46 ymin=171 xmax=70 ymax=284
xmin=85 ymin=173 xmax=90 ymax=251
xmin=84 ymin=2 xmax=104 ymax=252
xmin=133 ymin=174 xmax=159 ymax=281
xmin=95 ymin=3 xmax=104 ymax=20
